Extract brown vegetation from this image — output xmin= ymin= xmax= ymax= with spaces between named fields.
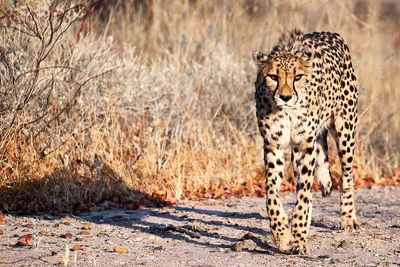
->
xmin=0 ymin=0 xmax=399 ymax=213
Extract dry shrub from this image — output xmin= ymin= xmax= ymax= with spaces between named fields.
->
xmin=0 ymin=0 xmax=399 ymax=212
xmin=0 ymin=2 xmax=133 ymax=211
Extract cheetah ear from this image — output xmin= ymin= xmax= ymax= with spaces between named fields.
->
xmin=252 ymin=50 xmax=269 ymax=65
xmin=295 ymin=47 xmax=312 ymax=62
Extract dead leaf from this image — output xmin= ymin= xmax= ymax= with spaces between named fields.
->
xmin=39 ymin=230 xmax=51 ymax=237
xmin=83 ymin=222 xmax=91 ymax=230
xmin=0 ymin=220 xmax=5 ymax=225
xmin=213 ymin=189 xmax=224 ymax=199
xmin=0 ymin=229 xmax=3 ymax=235
xmin=63 ymin=222 xmax=71 ymax=226
xmin=153 ymin=190 xmax=166 ymax=197
xmin=10 ymin=155 xmax=18 ymax=163
xmin=233 ymin=244 xmax=242 ymax=252
xmin=16 ymin=234 xmax=32 ymax=246
xmin=165 ymin=189 xmax=177 ymax=205
xmin=72 ymin=245 xmax=83 ymax=251
xmin=113 ymin=246 xmax=128 ymax=253
xmin=78 ymin=231 xmax=90 ymax=235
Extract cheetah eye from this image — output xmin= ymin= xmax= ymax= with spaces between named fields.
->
xmin=268 ymin=74 xmax=278 ymax=81
xmin=294 ymin=74 xmax=303 ymax=81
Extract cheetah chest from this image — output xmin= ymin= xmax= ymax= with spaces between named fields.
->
xmin=265 ymin=109 xmax=312 ymax=148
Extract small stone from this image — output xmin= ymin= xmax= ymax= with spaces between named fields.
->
xmin=97 ymin=233 xmax=106 ymax=238
xmin=60 ymin=232 xmax=73 ymax=239
xmin=242 ymin=233 xmax=254 ymax=239
xmin=338 ymin=240 xmax=348 ymax=248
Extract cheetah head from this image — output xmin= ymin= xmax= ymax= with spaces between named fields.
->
xmin=252 ymin=50 xmax=310 ymax=108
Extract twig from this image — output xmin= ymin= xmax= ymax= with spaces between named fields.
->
xmin=153 ymin=224 xmax=201 ymax=239
xmin=33 ymin=67 xmax=119 ymax=139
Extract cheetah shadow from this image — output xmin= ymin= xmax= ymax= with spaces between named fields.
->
xmin=76 ymin=202 xmax=280 ymax=255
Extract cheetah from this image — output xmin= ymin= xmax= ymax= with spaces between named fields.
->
xmin=252 ymin=30 xmax=360 ymax=254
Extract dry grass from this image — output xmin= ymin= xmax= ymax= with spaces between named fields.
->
xmin=0 ymin=0 xmax=399 ymax=212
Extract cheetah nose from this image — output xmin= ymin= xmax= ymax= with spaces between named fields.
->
xmin=279 ymin=95 xmax=292 ymax=102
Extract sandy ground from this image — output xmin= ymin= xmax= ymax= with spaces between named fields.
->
xmin=0 ymin=186 xmax=399 ymax=267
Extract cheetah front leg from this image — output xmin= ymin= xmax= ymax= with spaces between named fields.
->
xmin=290 ymin=139 xmax=317 ymax=254
xmin=331 ymin=119 xmax=360 ymax=230
xmin=264 ymin=144 xmax=292 ymax=253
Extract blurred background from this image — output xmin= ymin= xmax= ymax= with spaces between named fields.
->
xmin=0 ymin=0 xmax=399 ymax=213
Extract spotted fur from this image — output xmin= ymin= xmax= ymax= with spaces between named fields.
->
xmin=252 ymin=30 xmax=359 ymax=254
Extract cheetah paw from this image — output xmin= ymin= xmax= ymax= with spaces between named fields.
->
xmin=273 ymin=231 xmax=292 ymax=254
xmin=339 ymin=217 xmax=361 ymax=231
xmin=288 ymin=240 xmax=309 ymax=255
xmin=320 ymin=181 xmax=332 ymax=197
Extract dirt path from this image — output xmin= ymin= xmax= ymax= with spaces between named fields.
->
xmin=0 ymin=186 xmax=399 ymax=266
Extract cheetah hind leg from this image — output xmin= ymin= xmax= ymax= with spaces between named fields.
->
xmin=316 ymin=129 xmax=332 ymax=197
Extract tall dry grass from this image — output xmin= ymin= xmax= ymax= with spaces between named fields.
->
xmin=0 ymin=0 xmax=398 ymax=212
